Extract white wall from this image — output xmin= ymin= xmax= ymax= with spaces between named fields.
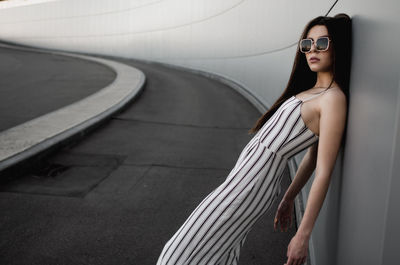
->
xmin=0 ymin=0 xmax=58 ymax=9
xmin=0 ymin=0 xmax=399 ymax=264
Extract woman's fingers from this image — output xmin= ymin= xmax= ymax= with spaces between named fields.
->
xmin=286 ymin=257 xmax=304 ymax=265
xmin=274 ymin=213 xmax=280 ymax=231
xmin=282 ymin=217 xmax=288 ymax=231
xmin=280 ymin=217 xmax=290 ymax=231
xmin=274 ymin=211 xmax=294 ymax=232
xmin=274 ymin=211 xmax=279 ymax=230
xmin=293 ymin=256 xmax=306 ymax=265
xmin=274 ymin=210 xmax=282 ymax=231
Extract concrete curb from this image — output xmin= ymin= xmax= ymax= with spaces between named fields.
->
xmin=0 ymin=43 xmax=146 ymax=178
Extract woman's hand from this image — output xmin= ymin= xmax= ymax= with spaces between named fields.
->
xmin=284 ymin=233 xmax=309 ymax=265
xmin=274 ymin=198 xmax=294 ymax=232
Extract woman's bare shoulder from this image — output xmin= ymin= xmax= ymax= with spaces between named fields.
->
xmin=322 ymin=87 xmax=347 ymax=107
xmin=318 ymin=86 xmax=347 ymax=130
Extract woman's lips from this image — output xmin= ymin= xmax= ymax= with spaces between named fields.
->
xmin=309 ymin=58 xmax=320 ymax=63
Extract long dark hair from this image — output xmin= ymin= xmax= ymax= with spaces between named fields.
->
xmin=248 ymin=13 xmax=352 ymax=134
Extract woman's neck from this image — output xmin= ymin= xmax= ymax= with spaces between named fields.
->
xmin=314 ymin=70 xmax=337 ymax=88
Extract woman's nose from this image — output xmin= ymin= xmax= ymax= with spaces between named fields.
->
xmin=309 ymin=42 xmax=318 ymax=53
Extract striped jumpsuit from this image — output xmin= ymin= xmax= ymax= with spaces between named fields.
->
xmin=157 ymin=91 xmax=326 ymax=265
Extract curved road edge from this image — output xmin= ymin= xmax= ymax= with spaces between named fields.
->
xmin=0 ymin=43 xmax=146 ymax=179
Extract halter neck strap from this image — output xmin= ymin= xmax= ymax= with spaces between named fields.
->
xmin=301 ymin=87 xmax=330 ymax=103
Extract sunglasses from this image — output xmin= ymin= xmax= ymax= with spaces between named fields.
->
xmin=299 ymin=37 xmax=332 ymax=53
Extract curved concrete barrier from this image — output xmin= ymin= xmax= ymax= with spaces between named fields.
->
xmin=0 ymin=43 xmax=146 ymax=177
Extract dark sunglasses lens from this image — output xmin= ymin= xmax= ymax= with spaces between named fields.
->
xmin=316 ymin=37 xmax=329 ymax=50
xmin=300 ymin=39 xmax=312 ymax=52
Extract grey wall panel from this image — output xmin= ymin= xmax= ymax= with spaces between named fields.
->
xmin=0 ymin=0 xmax=399 ymax=264
xmin=335 ymin=4 xmax=400 ymax=264
xmin=381 ymin=81 xmax=400 ymax=265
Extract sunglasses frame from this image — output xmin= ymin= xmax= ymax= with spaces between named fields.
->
xmin=299 ymin=37 xmax=332 ymax=53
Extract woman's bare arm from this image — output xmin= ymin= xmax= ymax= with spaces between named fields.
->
xmin=283 ymin=142 xmax=318 ymax=202
xmin=296 ymin=89 xmax=347 ymax=239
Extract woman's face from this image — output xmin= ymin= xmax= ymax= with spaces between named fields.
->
xmin=304 ymin=25 xmax=334 ymax=73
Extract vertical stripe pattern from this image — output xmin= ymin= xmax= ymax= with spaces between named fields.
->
xmin=157 ymin=95 xmax=320 ymax=265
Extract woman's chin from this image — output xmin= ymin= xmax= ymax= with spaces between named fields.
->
xmin=309 ymin=65 xmax=327 ymax=72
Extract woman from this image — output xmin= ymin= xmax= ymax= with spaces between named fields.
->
xmin=157 ymin=13 xmax=352 ymax=265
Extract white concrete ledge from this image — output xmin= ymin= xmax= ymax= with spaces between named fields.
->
xmin=0 ymin=43 xmax=146 ymax=172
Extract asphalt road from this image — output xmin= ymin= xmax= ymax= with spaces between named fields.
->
xmin=0 ymin=46 xmax=116 ymax=131
xmin=0 ymin=52 xmax=296 ymax=265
